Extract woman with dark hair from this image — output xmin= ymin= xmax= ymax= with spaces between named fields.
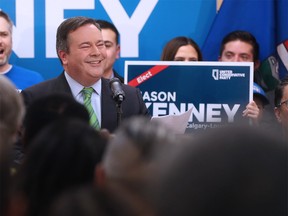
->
xmin=161 ymin=36 xmax=203 ymax=61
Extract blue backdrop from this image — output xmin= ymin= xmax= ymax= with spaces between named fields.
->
xmin=0 ymin=0 xmax=216 ymax=80
xmin=202 ymin=0 xmax=288 ymax=90
xmin=1 ymin=0 xmax=287 ymax=85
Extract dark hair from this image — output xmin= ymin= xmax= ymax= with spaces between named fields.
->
xmin=16 ymin=118 xmax=107 ymax=216
xmin=96 ymin=19 xmax=119 ymax=44
xmin=219 ymin=30 xmax=260 ymax=61
xmin=49 ymin=186 xmax=129 ymax=216
xmin=153 ymin=126 xmax=288 ymax=216
xmin=0 ymin=136 xmax=13 ymax=216
xmin=22 ymin=93 xmax=90 ymax=150
xmin=56 ymin=16 xmax=101 ymax=61
xmin=0 ymin=10 xmax=13 ymax=33
xmin=274 ymin=76 xmax=288 ymax=107
xmin=161 ymin=36 xmax=203 ymax=61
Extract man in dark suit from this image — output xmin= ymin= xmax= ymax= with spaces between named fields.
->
xmin=21 ymin=16 xmax=149 ymax=133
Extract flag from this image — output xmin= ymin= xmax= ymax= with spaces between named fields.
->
xmin=276 ymin=0 xmax=288 ymax=80
xmin=202 ymin=0 xmax=288 ymax=91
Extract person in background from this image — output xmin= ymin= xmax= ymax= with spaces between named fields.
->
xmin=97 ymin=19 xmax=123 ymax=83
xmin=0 ymin=10 xmax=44 ymax=91
xmin=218 ymin=30 xmax=272 ymax=125
xmin=161 ymin=36 xmax=203 ymax=61
xmin=21 ymin=16 xmax=149 ymax=133
xmin=274 ymin=76 xmax=288 ymax=141
xmin=218 ymin=31 xmax=261 ymax=81
xmin=161 ymin=35 xmax=258 ymax=127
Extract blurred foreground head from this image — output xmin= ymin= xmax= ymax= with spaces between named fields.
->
xmin=99 ymin=116 xmax=178 ymax=216
xmin=152 ymin=126 xmax=287 ymax=216
xmin=15 ymin=118 xmax=107 ymax=216
xmin=0 ymin=76 xmax=24 ymax=143
xmin=22 ymin=93 xmax=89 ymax=151
xmin=102 ymin=116 xmax=177 ymax=183
xmin=0 ymin=76 xmax=24 ymax=216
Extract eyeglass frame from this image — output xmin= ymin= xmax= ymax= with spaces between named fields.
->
xmin=277 ymin=99 xmax=288 ymax=108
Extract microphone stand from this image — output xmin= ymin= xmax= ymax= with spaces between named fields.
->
xmin=109 ymin=77 xmax=125 ymax=127
xmin=115 ymin=95 xmax=124 ymax=127
xmin=116 ymin=102 xmax=123 ymax=127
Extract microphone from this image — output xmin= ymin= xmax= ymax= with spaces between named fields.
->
xmin=109 ymin=77 xmax=125 ymax=104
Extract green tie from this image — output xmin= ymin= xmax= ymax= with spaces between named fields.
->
xmin=82 ymin=87 xmax=100 ymax=130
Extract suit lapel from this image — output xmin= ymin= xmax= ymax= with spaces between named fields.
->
xmin=55 ymin=72 xmax=74 ymax=95
xmin=101 ymin=78 xmax=118 ymax=132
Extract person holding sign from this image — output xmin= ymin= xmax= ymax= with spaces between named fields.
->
xmin=161 ymin=36 xmax=203 ymax=61
xmin=218 ymin=30 xmax=267 ymax=125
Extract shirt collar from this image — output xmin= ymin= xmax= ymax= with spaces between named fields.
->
xmin=64 ymin=71 xmax=102 ymax=97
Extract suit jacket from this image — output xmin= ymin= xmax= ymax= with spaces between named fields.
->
xmin=21 ymin=73 xmax=150 ymax=132
xmin=113 ymin=69 xmax=124 ymax=83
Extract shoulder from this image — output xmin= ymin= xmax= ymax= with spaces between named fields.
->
xmin=122 ymin=83 xmax=140 ymax=93
xmin=113 ymin=70 xmax=124 ymax=83
xmin=21 ymin=73 xmax=71 ymax=106
xmin=23 ymin=73 xmax=69 ymax=92
xmin=6 ymin=65 xmax=45 ymax=90
xmin=11 ymin=65 xmax=44 ymax=79
xmin=102 ymin=77 xmax=139 ymax=94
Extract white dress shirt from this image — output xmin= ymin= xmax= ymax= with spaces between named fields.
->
xmin=64 ymin=72 xmax=102 ymax=126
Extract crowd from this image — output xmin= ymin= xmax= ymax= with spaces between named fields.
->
xmin=0 ymin=10 xmax=287 ymax=216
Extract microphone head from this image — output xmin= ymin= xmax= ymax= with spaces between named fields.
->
xmin=109 ymin=77 xmax=126 ymax=103
xmin=109 ymin=77 xmax=120 ymax=87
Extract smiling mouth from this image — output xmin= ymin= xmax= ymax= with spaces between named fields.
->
xmin=0 ymin=49 xmax=4 ymax=55
xmin=88 ymin=59 xmax=104 ymax=64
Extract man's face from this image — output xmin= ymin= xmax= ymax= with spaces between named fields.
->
xmin=219 ymin=40 xmax=254 ymax=62
xmin=58 ymin=24 xmax=107 ymax=86
xmin=275 ymin=85 xmax=288 ymax=129
xmin=101 ymin=28 xmax=120 ymax=76
xmin=0 ymin=17 xmax=12 ymax=71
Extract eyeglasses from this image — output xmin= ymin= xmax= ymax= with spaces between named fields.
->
xmin=278 ymin=99 xmax=288 ymax=108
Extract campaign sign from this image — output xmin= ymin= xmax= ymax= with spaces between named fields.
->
xmin=125 ymin=61 xmax=253 ymax=133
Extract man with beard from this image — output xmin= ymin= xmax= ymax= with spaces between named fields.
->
xmin=0 ymin=11 xmax=44 ymax=91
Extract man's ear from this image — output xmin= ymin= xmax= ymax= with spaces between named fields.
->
xmin=116 ymin=44 xmax=120 ymax=59
xmin=94 ymin=164 xmax=106 ymax=188
xmin=274 ymin=107 xmax=282 ymax=123
xmin=58 ymin=50 xmax=68 ymax=65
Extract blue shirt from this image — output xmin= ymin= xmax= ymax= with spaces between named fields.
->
xmin=4 ymin=65 xmax=44 ymax=91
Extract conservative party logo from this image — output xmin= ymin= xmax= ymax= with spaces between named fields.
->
xmin=212 ymin=69 xmax=245 ymax=80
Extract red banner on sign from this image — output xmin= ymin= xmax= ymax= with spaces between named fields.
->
xmin=128 ymin=65 xmax=169 ymax=87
